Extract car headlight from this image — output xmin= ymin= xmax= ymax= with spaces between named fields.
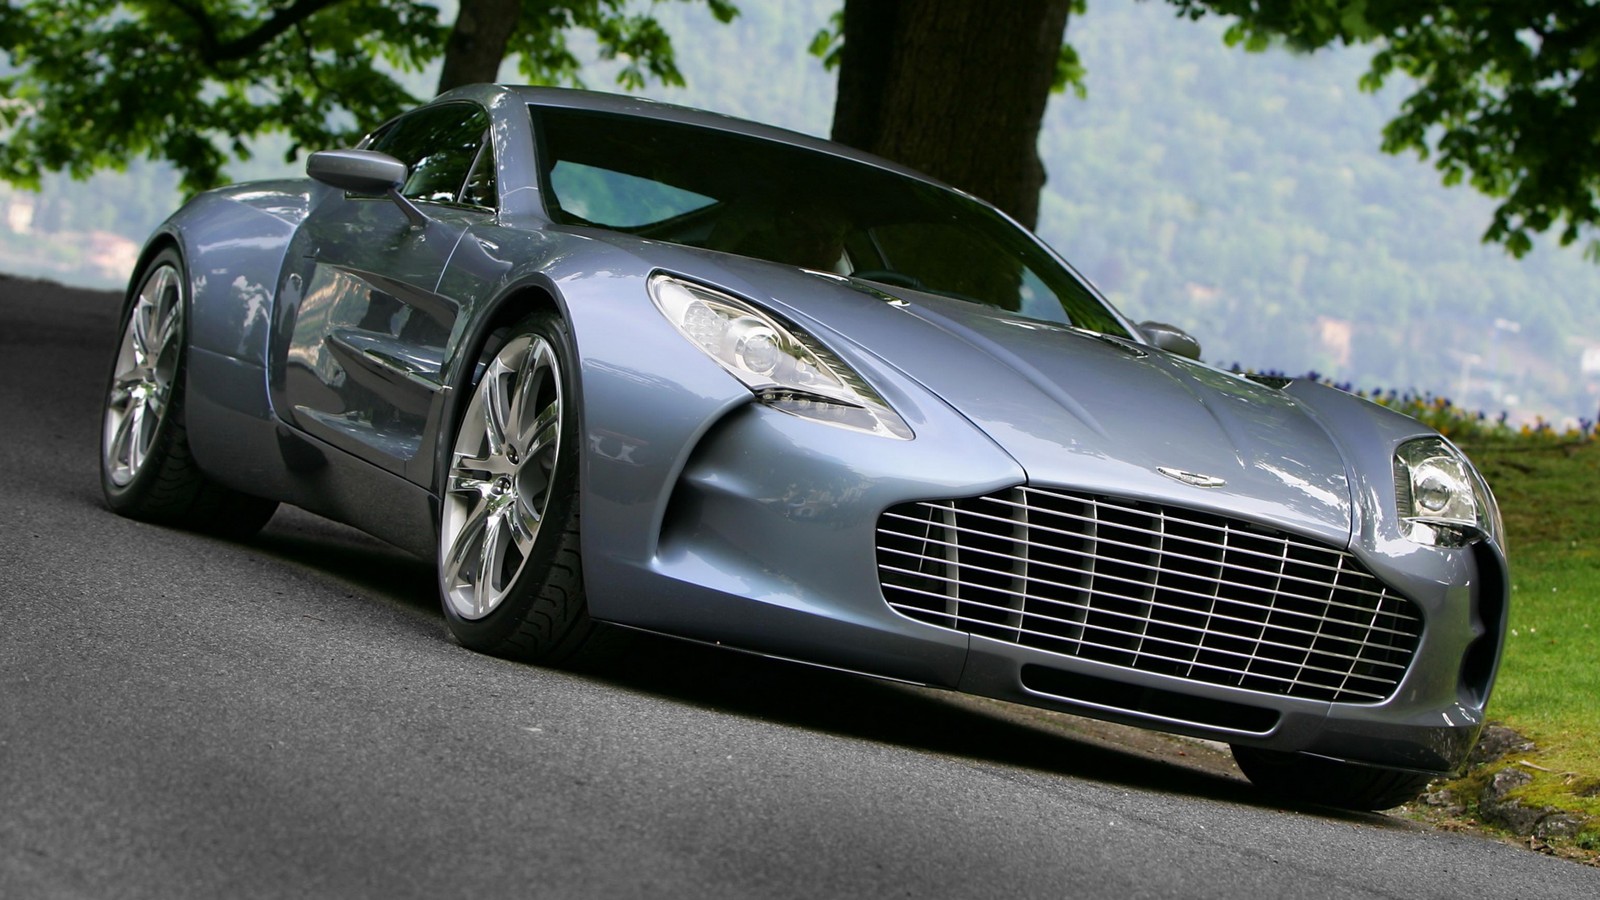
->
xmin=648 ymin=273 xmax=913 ymax=440
xmin=1393 ymin=437 xmax=1504 ymax=549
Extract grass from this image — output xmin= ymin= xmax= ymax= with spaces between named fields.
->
xmin=1455 ymin=440 xmax=1600 ymax=842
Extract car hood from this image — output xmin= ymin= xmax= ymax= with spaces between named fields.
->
xmin=595 ymin=236 xmax=1354 ymax=545
xmin=876 ymin=292 xmax=1352 ymax=543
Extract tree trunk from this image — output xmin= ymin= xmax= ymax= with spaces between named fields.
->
xmin=437 ymin=0 xmax=522 ymax=94
xmin=830 ymin=0 xmax=1073 ymax=230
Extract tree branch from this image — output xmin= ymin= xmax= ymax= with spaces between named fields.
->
xmin=168 ymin=0 xmax=348 ymax=65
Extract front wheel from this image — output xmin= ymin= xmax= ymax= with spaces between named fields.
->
xmin=1231 ymin=745 xmax=1436 ymax=811
xmin=100 ymin=248 xmax=278 ymax=538
xmin=437 ymin=310 xmax=606 ymax=663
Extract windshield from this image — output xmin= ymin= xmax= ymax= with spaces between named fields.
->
xmin=531 ymin=105 xmax=1130 ymax=337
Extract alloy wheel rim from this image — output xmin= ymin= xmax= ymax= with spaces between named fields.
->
xmin=440 ymin=334 xmax=563 ymax=620
xmin=103 ymin=263 xmax=183 ymax=488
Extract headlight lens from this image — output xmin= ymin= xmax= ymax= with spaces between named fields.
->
xmin=649 ymin=273 xmax=913 ymax=439
xmin=1393 ymin=437 xmax=1503 ymax=548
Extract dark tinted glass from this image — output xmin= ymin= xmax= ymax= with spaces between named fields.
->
xmin=531 ymin=105 xmax=1127 ymax=336
xmin=368 ymin=103 xmax=492 ymax=206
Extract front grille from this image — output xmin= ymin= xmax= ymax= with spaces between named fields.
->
xmin=876 ymin=487 xmax=1422 ymax=704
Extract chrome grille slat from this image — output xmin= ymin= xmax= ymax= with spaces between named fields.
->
xmin=880 ymin=583 xmax=1392 ymax=700
xmin=899 ymin=496 xmax=1368 ymax=586
xmin=886 ymin=504 xmax=1401 ymax=605
xmin=882 ymin=505 xmax=1387 ymax=598
xmin=878 ymin=575 xmax=1412 ymax=671
xmin=879 ymin=554 xmax=1420 ymax=647
xmin=876 ymin=486 xmax=1423 ymax=704
xmin=876 ymin=534 xmax=1421 ymax=632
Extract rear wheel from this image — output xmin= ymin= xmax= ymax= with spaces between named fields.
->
xmin=100 ymin=249 xmax=278 ymax=538
xmin=1231 ymin=745 xmax=1435 ymax=811
xmin=437 ymin=310 xmax=606 ymax=663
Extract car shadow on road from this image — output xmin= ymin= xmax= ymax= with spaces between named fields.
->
xmin=236 ymin=505 xmax=1403 ymax=829
xmin=577 ymin=630 xmax=1404 ymax=828
xmin=249 ymin=507 xmax=440 ymax=615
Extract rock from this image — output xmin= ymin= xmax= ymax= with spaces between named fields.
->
xmin=1484 ymin=767 xmax=1534 ymax=799
xmin=1469 ymin=724 xmax=1536 ymax=767
xmin=1421 ymin=788 xmax=1465 ymax=816
xmin=1483 ymin=798 xmax=1549 ymax=837
xmin=1479 ymin=768 xmax=1545 ymax=835
xmin=1534 ymin=813 xmax=1585 ymax=841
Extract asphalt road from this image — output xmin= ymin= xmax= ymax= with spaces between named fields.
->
xmin=2 ymin=275 xmax=1596 ymax=899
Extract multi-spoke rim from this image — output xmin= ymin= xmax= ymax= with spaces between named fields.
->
xmin=102 ymin=263 xmax=184 ymax=488
xmin=440 ymin=334 xmax=565 ymax=620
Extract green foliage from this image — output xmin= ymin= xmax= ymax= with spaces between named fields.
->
xmin=8 ymin=0 xmax=1600 ymax=431
xmin=1171 ymin=0 xmax=1600 ymax=259
xmin=807 ymin=9 xmax=843 ymax=71
xmin=1361 ymin=390 xmax=1597 ymax=446
xmin=1054 ymin=43 xmax=1088 ymax=99
xmin=0 ymin=0 xmax=439 ymax=192
xmin=0 ymin=0 xmax=727 ymax=193
xmin=502 ymin=0 xmax=735 ymax=91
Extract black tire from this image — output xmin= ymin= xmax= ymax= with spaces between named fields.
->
xmin=1231 ymin=745 xmax=1436 ymax=811
xmin=100 ymin=248 xmax=279 ymax=539
xmin=436 ymin=310 xmax=608 ymax=664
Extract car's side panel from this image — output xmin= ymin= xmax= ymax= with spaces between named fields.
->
xmin=156 ymin=182 xmax=310 ymax=501
xmin=136 ymin=182 xmax=443 ymax=556
xmin=270 ymin=190 xmax=480 ymax=481
xmin=259 ymin=420 xmax=442 ymax=558
xmin=429 ymin=225 xmax=763 ymax=551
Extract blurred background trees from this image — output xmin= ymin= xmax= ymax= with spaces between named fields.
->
xmin=4 ymin=0 xmax=1600 ymax=423
xmin=0 ymin=0 xmax=731 ymax=192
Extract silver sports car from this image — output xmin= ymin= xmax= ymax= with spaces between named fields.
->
xmin=101 ymin=85 xmax=1507 ymax=810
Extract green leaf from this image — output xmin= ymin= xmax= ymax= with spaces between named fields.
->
xmin=1186 ymin=0 xmax=1600 ymax=259
xmin=0 ymin=0 xmax=736 ymax=191
xmin=1053 ymin=43 xmax=1087 ymax=99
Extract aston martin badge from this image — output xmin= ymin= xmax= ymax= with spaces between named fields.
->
xmin=1157 ymin=466 xmax=1227 ymax=488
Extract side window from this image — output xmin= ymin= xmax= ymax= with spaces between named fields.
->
xmin=460 ymin=141 xmax=497 ymax=209
xmin=366 ymin=103 xmax=494 ymax=207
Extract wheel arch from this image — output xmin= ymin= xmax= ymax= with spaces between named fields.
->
xmin=117 ymin=233 xmax=188 ymax=343
xmin=126 ymin=232 xmax=185 ymax=300
xmin=430 ymin=276 xmax=575 ymax=517
xmin=101 ymin=240 xmax=282 ymax=538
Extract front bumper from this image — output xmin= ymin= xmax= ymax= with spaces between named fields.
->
xmin=582 ymin=383 xmax=1507 ymax=775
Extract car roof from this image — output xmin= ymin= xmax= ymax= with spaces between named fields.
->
xmin=435 ymin=83 xmax=964 ymax=197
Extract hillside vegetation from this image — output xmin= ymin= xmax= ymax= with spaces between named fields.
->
xmin=4 ymin=0 xmax=1597 ymax=423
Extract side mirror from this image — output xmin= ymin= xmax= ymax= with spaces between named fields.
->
xmin=1137 ymin=320 xmax=1202 ymax=360
xmin=306 ymin=149 xmax=427 ymax=226
xmin=307 ymin=149 xmax=405 ymax=194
